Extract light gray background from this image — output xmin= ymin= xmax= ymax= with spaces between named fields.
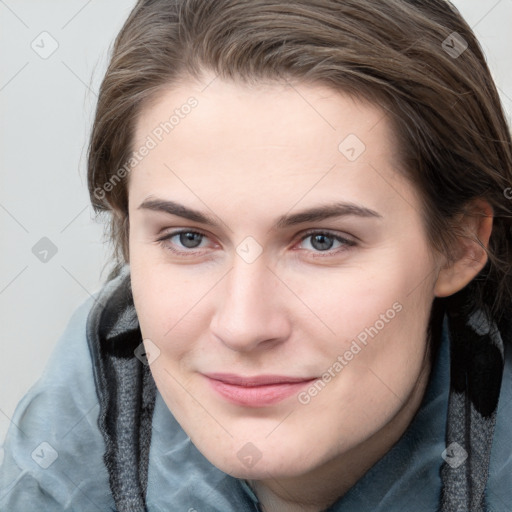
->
xmin=1 ymin=0 xmax=511 ymax=447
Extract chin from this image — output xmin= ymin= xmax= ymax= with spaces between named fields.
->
xmin=197 ymin=439 xmax=320 ymax=480
xmin=216 ymin=458 xmax=308 ymax=481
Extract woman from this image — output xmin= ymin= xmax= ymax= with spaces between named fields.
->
xmin=1 ymin=0 xmax=511 ymax=511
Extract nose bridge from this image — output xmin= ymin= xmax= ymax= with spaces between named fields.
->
xmin=224 ymin=256 xmax=272 ymax=321
xmin=211 ymin=255 xmax=288 ymax=351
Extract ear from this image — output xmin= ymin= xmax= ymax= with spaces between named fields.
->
xmin=434 ymin=199 xmax=493 ymax=298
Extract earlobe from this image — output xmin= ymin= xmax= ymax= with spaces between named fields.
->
xmin=434 ymin=199 xmax=493 ymax=298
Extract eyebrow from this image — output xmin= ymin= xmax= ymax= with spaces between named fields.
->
xmin=138 ymin=197 xmax=382 ymax=229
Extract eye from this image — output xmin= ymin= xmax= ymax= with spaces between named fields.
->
xmin=297 ymin=230 xmax=356 ymax=255
xmin=156 ymin=229 xmax=211 ymax=254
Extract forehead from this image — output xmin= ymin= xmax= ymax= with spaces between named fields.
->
xmin=133 ymin=76 xmax=391 ymax=155
xmin=129 ymin=76 xmax=413 ymax=220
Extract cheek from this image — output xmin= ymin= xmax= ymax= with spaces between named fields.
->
xmin=130 ymin=264 xmax=208 ymax=413
xmin=129 ymin=255 xmax=220 ymax=375
xmin=286 ymin=245 xmax=434 ymax=350
xmin=130 ymin=231 xmax=209 ymax=328
xmin=300 ymin=244 xmax=434 ymax=398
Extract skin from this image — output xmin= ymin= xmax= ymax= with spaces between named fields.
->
xmin=127 ymin=73 xmax=491 ymax=511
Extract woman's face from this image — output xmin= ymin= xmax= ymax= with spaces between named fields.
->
xmin=128 ymin=74 xmax=441 ymax=479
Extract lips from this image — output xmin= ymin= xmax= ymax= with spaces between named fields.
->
xmin=203 ymin=373 xmax=316 ymax=407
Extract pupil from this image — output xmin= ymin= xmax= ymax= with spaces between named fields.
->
xmin=181 ymin=232 xmax=201 ymax=248
xmin=312 ymin=234 xmax=333 ymax=251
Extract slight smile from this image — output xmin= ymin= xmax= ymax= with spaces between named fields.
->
xmin=203 ymin=373 xmax=318 ymax=408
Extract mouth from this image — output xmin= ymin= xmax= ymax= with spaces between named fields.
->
xmin=203 ymin=373 xmax=317 ymax=407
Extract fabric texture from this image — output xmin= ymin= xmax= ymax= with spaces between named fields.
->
xmin=86 ymin=270 xmax=156 ymax=511
xmin=1 ymin=265 xmax=511 ymax=511
xmin=441 ymin=297 xmax=505 ymax=511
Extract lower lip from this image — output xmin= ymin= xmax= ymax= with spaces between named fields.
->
xmin=206 ymin=377 xmax=314 ymax=407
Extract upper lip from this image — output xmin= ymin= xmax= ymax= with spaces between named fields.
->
xmin=204 ymin=373 xmax=316 ymax=387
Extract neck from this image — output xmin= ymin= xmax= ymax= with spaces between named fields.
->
xmin=248 ymin=359 xmax=432 ymax=512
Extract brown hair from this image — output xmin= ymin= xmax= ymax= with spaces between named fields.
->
xmin=88 ymin=0 xmax=512 ymax=321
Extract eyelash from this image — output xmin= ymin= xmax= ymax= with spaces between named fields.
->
xmin=155 ymin=228 xmax=357 ymax=258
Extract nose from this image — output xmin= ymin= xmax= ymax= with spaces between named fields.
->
xmin=210 ymin=257 xmax=291 ymax=352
